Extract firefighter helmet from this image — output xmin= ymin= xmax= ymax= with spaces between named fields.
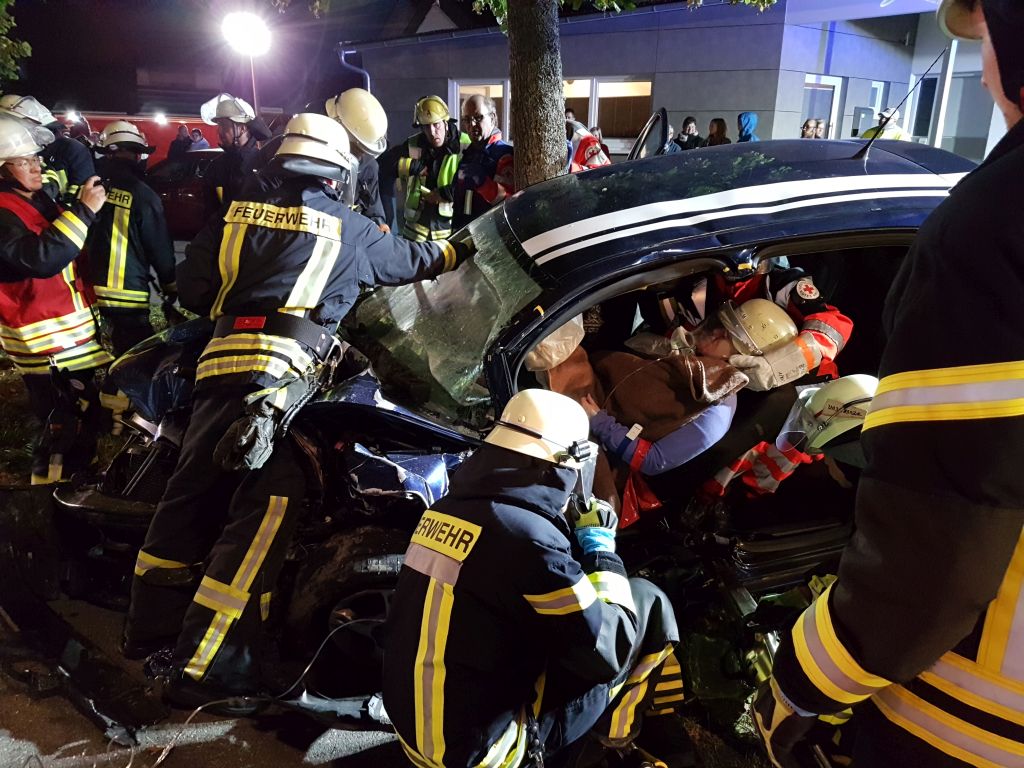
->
xmin=326 ymin=88 xmax=388 ymax=157
xmin=805 ymin=374 xmax=879 ymax=452
xmin=98 ymin=120 xmax=155 ymax=154
xmin=0 ymin=94 xmax=56 ymax=126
xmin=0 ymin=116 xmax=47 ymax=161
xmin=718 ymin=298 xmax=799 ymax=356
xmin=273 ymin=112 xmax=356 ymax=182
xmin=201 ymin=93 xmax=256 ymax=126
xmin=413 ymin=95 xmax=450 ymax=127
xmin=485 ymin=389 xmax=591 ymax=467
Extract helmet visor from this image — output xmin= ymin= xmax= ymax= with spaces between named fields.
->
xmin=717 ymin=301 xmax=758 ymax=355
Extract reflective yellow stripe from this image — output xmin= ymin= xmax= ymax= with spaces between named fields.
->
xmin=0 ymin=307 xmax=95 ymax=339
xmin=609 ymin=643 xmax=674 ymax=741
xmin=51 ymin=214 xmax=86 ymax=250
xmin=587 ymin=571 xmax=636 ymax=613
xmin=413 ymin=578 xmax=455 ymax=764
xmin=283 ymin=235 xmax=342 ymax=312
xmin=210 ymin=221 xmax=247 ymax=319
xmin=875 ymin=361 xmax=1024 ymax=395
xmin=195 ymin=354 xmax=295 ymax=381
xmin=135 ymin=549 xmax=189 ymax=576
xmin=216 ymin=186 xmax=224 ymax=203
xmin=260 ymin=592 xmax=272 ymax=622
xmin=437 ymin=240 xmax=457 ymax=273
xmin=398 ymin=157 xmax=412 ymax=178
xmin=106 ymin=205 xmax=131 ymax=291
xmin=196 ymin=332 xmax=313 ymax=381
xmin=978 ymin=530 xmax=1024 ymax=675
xmin=524 ymin=575 xmax=597 ymax=616
xmin=61 ymin=261 xmax=86 ymax=312
xmin=95 ymin=287 xmax=149 ymax=300
xmin=224 ymin=201 xmax=342 ymax=240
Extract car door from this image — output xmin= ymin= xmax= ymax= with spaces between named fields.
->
xmin=627 ymin=107 xmax=669 ymax=162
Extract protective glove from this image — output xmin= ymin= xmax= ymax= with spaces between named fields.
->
xmin=729 ymin=340 xmax=810 ymax=392
xmin=574 ymin=497 xmax=618 ymax=554
xmin=458 ymin=163 xmax=488 ymax=191
xmin=750 ymin=678 xmax=817 ymax=768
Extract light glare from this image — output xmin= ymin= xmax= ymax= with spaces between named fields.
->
xmin=222 ymin=12 xmax=271 ymax=57
xmin=154 ymin=112 xmax=168 ymax=125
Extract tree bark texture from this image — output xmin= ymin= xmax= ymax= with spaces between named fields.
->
xmin=507 ymin=0 xmax=566 ymax=190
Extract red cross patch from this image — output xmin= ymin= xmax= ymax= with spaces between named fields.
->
xmin=795 ymin=279 xmax=819 ymax=301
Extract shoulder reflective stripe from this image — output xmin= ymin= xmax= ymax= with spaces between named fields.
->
xmin=185 ymin=495 xmax=288 ymax=681
xmin=587 ymin=570 xmax=636 ymax=613
xmin=873 ymin=686 xmax=1024 ymax=767
xmin=224 ymin=201 xmax=342 ymax=240
xmin=522 ymin=173 xmax=965 ymax=259
xmin=927 ymin=652 xmax=1024 ymax=725
xmin=193 ymin=575 xmax=249 ymax=620
xmin=405 ymin=541 xmax=462 ymax=586
xmin=524 ymin=575 xmax=597 ymax=615
xmin=52 ymin=215 xmax=86 ymax=250
xmin=210 ymin=222 xmax=247 ymax=319
xmin=134 ymin=549 xmax=188 ymax=576
xmin=106 ymin=205 xmax=131 ymax=291
xmin=436 ymin=240 xmax=457 ymax=272
xmin=608 ymin=643 xmax=674 ymax=742
xmin=978 ymin=529 xmax=1024 ymax=678
xmin=413 ymin=577 xmax=455 ymax=765
xmin=283 ymin=235 xmax=343 ymax=312
xmin=532 ymin=189 xmax=950 ymax=267
xmin=791 ymin=584 xmax=891 ymax=706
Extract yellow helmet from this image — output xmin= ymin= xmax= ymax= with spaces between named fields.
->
xmin=326 ymin=88 xmax=388 ymax=157
xmin=718 ymin=298 xmax=798 ymax=356
xmin=485 ymin=389 xmax=590 ymax=466
xmin=413 ymin=95 xmax=450 ymax=127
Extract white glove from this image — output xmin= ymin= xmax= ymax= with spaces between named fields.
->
xmin=730 ymin=342 xmax=809 ymax=392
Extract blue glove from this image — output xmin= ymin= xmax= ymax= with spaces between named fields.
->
xmin=573 ymin=498 xmax=618 ymax=554
xmin=458 ymin=163 xmax=488 ymax=191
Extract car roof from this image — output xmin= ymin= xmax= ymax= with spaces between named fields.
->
xmin=503 ymin=139 xmax=975 ymax=282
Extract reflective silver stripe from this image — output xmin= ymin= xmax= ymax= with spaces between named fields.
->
xmin=587 ymin=571 xmax=636 ymax=613
xmin=872 ymin=379 xmax=1024 ymax=412
xmin=925 ymin=655 xmax=1024 ymax=722
xmin=796 ymin=599 xmax=886 ymax=700
xmin=802 ymin=319 xmax=846 ymax=352
xmin=405 ymin=542 xmax=461 ymax=586
xmin=284 ymin=235 xmax=342 ymax=313
xmin=874 ymin=686 xmax=1024 ymax=767
xmin=193 ymin=576 xmax=249 ymax=619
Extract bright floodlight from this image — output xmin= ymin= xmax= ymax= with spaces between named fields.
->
xmin=66 ymin=109 xmax=79 ymax=123
xmin=154 ymin=112 xmax=168 ymax=125
xmin=222 ymin=12 xmax=271 ymax=57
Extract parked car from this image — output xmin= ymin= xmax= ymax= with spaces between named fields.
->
xmin=55 ymin=138 xmax=975 ymax=740
xmin=145 ymin=148 xmax=221 ymax=241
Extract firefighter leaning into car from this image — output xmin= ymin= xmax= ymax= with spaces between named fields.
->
xmin=453 ymin=94 xmax=514 ymax=229
xmin=123 ymin=113 xmax=472 ymax=713
xmin=0 ymin=117 xmax=111 ymax=484
xmin=753 ymin=3 xmax=1024 ymax=767
xmin=326 ymin=87 xmax=390 ymax=230
xmin=0 ymin=94 xmax=96 ymax=205
xmin=383 ymin=388 xmax=696 ymax=768
xmin=200 ymin=92 xmax=272 ymax=219
xmin=391 ymin=95 xmax=469 ymax=242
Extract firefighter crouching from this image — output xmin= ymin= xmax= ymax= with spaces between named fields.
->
xmin=123 ymin=113 xmax=472 ymax=713
xmin=383 ymin=389 xmax=696 ymax=768
xmin=753 ymin=2 xmax=1024 ymax=767
xmin=0 ymin=117 xmax=110 ymax=484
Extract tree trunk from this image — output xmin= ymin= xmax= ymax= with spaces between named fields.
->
xmin=507 ymin=0 xmax=566 ymax=190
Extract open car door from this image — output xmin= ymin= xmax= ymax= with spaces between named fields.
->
xmin=627 ymin=107 xmax=669 ymax=162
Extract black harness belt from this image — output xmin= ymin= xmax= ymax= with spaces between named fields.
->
xmin=214 ymin=313 xmax=337 ymax=362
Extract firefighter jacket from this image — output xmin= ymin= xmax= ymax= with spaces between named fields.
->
xmin=356 ymin=155 xmax=386 ymax=225
xmin=770 ymin=118 xmax=1024 ymax=766
xmin=396 ymin=127 xmax=468 ymax=242
xmin=454 ymin=130 xmax=514 ymax=229
xmin=41 ymin=135 xmax=96 ymax=204
xmin=204 ymin=142 xmax=261 ymax=220
xmin=84 ymin=157 xmax=175 ymax=313
xmin=382 ymin=444 xmax=640 ymax=768
xmin=176 ymin=173 xmax=463 ymax=392
xmin=0 ymin=185 xmax=111 ymax=374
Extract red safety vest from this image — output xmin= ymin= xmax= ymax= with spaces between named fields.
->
xmin=0 ymin=192 xmax=109 ymax=374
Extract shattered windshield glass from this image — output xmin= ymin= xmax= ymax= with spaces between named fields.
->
xmin=343 ymin=213 xmax=541 ymax=430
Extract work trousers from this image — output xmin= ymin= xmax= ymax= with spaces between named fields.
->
xmin=22 ymin=368 xmax=102 ymax=485
xmin=125 ymin=388 xmax=307 ymax=691
xmin=538 ymin=579 xmax=681 ymax=758
xmin=99 ymin=310 xmax=155 ymax=424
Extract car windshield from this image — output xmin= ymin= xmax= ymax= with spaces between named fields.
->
xmin=344 ymin=213 xmax=542 ymax=430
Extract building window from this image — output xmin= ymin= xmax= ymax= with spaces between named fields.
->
xmin=455 ymin=80 xmax=509 ymax=139
xmin=912 ymin=77 xmax=938 ymax=137
xmin=596 ymin=80 xmax=653 ymax=139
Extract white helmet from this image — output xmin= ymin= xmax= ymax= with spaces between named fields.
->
xmin=718 ymin=298 xmax=798 ymax=356
xmin=274 ymin=112 xmax=356 ymax=182
xmin=326 ymin=88 xmax=388 ymax=158
xmin=98 ymin=120 xmax=154 ymax=153
xmin=879 ymin=107 xmax=900 ymax=123
xmin=0 ymin=94 xmax=56 ymax=126
xmin=201 ymin=93 xmax=256 ymax=126
xmin=0 ymin=116 xmax=47 ymax=161
xmin=805 ymin=374 xmax=878 ymax=451
xmin=485 ymin=389 xmax=591 ymax=466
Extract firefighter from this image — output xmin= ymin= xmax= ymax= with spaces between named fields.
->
xmin=0 ymin=94 xmax=95 ymax=205
xmin=326 ymin=87 xmax=390 ymax=230
xmin=454 ymin=94 xmax=514 ymax=229
xmin=383 ymin=388 xmax=694 ymax=768
xmin=754 ymin=3 xmax=1024 ymax=767
xmin=123 ymin=113 xmax=472 ymax=713
xmin=392 ymin=95 xmax=467 ymax=242
xmin=200 ymin=92 xmax=272 ymax=218
xmin=0 ymin=117 xmax=110 ymax=484
xmin=859 ymin=108 xmax=906 ymax=141
xmin=87 ymin=120 xmax=176 ymax=355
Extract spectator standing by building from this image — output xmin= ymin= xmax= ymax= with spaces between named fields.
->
xmin=674 ymin=117 xmax=702 ymax=150
xmin=704 ymin=117 xmax=732 ymax=146
xmin=189 ymin=129 xmax=210 ymax=150
xmin=814 ymin=119 xmax=827 ymax=138
xmin=455 ymin=94 xmax=514 ymax=229
xmin=800 ymin=118 xmax=818 ymax=138
xmin=590 ymin=126 xmax=611 ymax=160
xmin=737 ymin=111 xmax=760 ymax=142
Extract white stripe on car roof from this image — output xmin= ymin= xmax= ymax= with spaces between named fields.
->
xmin=521 ymin=172 xmax=968 ymax=258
